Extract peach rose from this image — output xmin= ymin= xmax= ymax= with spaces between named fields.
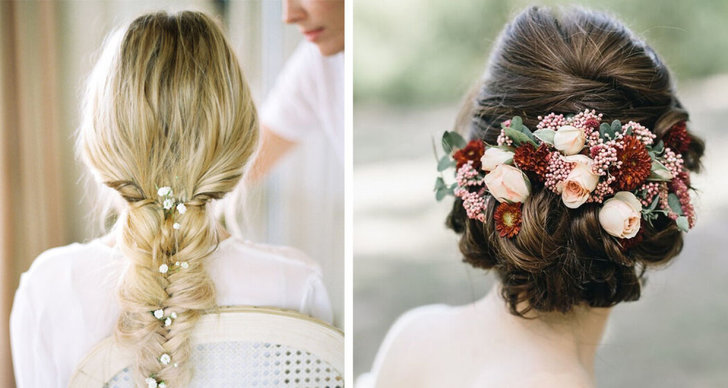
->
xmin=557 ymin=155 xmax=600 ymax=209
xmin=554 ymin=125 xmax=586 ymax=155
xmin=484 ymin=164 xmax=531 ymax=203
xmin=599 ymin=191 xmax=643 ymax=238
xmin=481 ymin=147 xmax=514 ymax=171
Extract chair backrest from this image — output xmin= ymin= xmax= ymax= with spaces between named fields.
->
xmin=69 ymin=306 xmax=344 ymax=387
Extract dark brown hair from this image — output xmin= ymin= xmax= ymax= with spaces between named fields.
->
xmin=448 ymin=6 xmax=704 ymax=317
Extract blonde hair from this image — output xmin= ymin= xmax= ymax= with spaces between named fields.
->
xmin=77 ymin=11 xmax=258 ymax=386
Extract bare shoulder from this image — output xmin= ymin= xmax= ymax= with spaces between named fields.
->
xmin=366 ymin=304 xmax=458 ymax=387
xmin=504 ymin=372 xmax=593 ymax=388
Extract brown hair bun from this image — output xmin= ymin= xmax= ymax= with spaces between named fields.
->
xmin=448 ymin=6 xmax=704 ymax=317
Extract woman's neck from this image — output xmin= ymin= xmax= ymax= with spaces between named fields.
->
xmin=478 ymin=283 xmax=611 ymax=378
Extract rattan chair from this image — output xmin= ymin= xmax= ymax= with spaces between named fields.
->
xmin=69 ymin=306 xmax=344 ymax=387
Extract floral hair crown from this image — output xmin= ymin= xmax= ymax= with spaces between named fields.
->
xmin=435 ymin=109 xmax=695 ymax=245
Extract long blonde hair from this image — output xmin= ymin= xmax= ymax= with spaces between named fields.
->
xmin=77 ymin=11 xmax=258 ymax=386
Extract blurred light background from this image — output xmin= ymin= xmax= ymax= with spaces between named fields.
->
xmin=354 ymin=0 xmax=728 ymax=386
xmin=0 ymin=0 xmax=343 ymax=385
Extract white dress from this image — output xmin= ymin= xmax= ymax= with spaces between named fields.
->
xmin=9 ymin=236 xmax=332 ymax=388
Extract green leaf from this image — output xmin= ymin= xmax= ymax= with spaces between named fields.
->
xmin=517 ymin=124 xmax=536 ymax=142
xmin=652 ymin=140 xmax=664 ymax=154
xmin=533 ymin=129 xmax=555 ymax=145
xmin=437 ymin=155 xmax=455 ymax=172
xmin=676 ymin=216 xmax=689 ymax=232
xmin=624 ymin=125 xmax=634 ymax=136
xmin=648 ymin=195 xmax=660 ymax=211
xmin=442 ymin=131 xmax=467 ymax=154
xmin=611 ymin=120 xmax=622 ymax=134
xmin=599 ymin=123 xmax=614 ymax=140
xmin=510 ymin=116 xmax=523 ymax=131
xmin=667 ymin=193 xmax=684 ymax=216
xmin=504 ymin=127 xmax=537 ymax=147
xmin=434 ymin=177 xmax=448 ymax=201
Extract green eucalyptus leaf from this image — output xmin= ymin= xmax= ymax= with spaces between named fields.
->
xmin=624 ymin=125 xmax=634 ymax=136
xmin=435 ymin=188 xmax=447 ymax=201
xmin=611 ymin=120 xmax=622 ymax=134
xmin=434 ymin=177 xmax=446 ymax=191
xmin=504 ymin=127 xmax=536 ymax=147
xmin=648 ymin=195 xmax=660 ymax=211
xmin=533 ymin=129 xmax=556 ymax=145
xmin=437 ymin=155 xmax=455 ymax=172
xmin=667 ymin=193 xmax=684 ymax=216
xmin=442 ymin=131 xmax=467 ymax=153
xmin=510 ymin=116 xmax=523 ymax=131
xmin=676 ymin=216 xmax=689 ymax=232
xmin=652 ymin=140 xmax=664 ymax=154
xmin=599 ymin=123 xmax=613 ymax=140
xmin=518 ymin=125 xmax=536 ymax=142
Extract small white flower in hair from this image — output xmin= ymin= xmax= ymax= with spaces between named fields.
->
xmin=175 ymin=261 xmax=180 ymax=266
xmin=176 ymin=203 xmax=187 ymax=214
xmin=160 ymin=353 xmax=171 ymax=365
xmin=157 ymin=187 xmax=172 ymax=197
xmin=173 ymin=222 xmax=181 ymax=230
xmin=180 ymin=261 xmax=189 ymax=269
xmin=158 ymin=383 xmax=167 ymax=388
xmin=163 ymin=198 xmax=174 ymax=210
xmin=153 ymin=309 xmax=164 ymax=319
xmin=145 ymin=377 xmax=158 ymax=388
xmin=159 ymin=264 xmax=168 ymax=274
xmin=165 ymin=317 xmax=172 ymax=327
xmin=173 ymin=362 xmax=179 ymax=368
xmin=170 ymin=312 xmax=178 ymax=319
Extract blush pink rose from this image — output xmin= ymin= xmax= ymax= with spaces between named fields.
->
xmin=484 ymin=164 xmax=531 ymax=203
xmin=553 ymin=125 xmax=586 ymax=155
xmin=480 ymin=147 xmax=514 ymax=171
xmin=599 ymin=191 xmax=643 ymax=238
xmin=557 ymin=154 xmax=600 ymax=209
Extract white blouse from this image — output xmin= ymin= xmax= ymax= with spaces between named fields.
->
xmin=9 ymin=236 xmax=332 ymax=388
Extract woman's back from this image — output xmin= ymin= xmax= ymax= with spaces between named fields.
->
xmin=10 ymin=236 xmax=331 ymax=387
xmin=363 ymin=290 xmax=596 ymax=387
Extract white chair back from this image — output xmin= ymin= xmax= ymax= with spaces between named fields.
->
xmin=69 ymin=306 xmax=344 ymax=387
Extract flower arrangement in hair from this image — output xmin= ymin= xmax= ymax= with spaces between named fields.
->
xmin=435 ymin=110 xmax=696 ymax=247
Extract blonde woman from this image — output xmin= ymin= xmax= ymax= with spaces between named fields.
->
xmin=9 ymin=11 xmax=332 ymax=387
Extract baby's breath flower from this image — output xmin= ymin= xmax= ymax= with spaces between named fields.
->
xmin=157 ymin=187 xmax=172 ymax=197
xmin=160 ymin=353 xmax=171 ymax=365
xmin=163 ymin=198 xmax=174 ymax=210
xmin=180 ymin=261 xmax=189 ymax=269
xmin=145 ymin=377 xmax=158 ymax=388
xmin=153 ymin=309 xmax=164 ymax=319
xmin=176 ymin=203 xmax=187 ymax=214
xmin=159 ymin=264 xmax=168 ymax=274
xmin=173 ymin=222 xmax=181 ymax=230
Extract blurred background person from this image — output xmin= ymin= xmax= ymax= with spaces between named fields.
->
xmin=354 ymin=1 xmax=728 ymax=386
xmin=250 ymin=0 xmax=345 ymax=178
xmin=0 ymin=1 xmax=343 ymax=386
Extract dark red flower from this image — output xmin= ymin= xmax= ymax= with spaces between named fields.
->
xmin=513 ymin=143 xmax=550 ymax=181
xmin=663 ymin=121 xmax=691 ymax=154
xmin=494 ymin=202 xmax=523 ymax=238
xmin=611 ymin=135 xmax=652 ymax=191
xmin=584 ymin=118 xmax=601 ymax=130
xmin=453 ymin=140 xmax=485 ymax=169
xmin=618 ymin=225 xmax=644 ymax=253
